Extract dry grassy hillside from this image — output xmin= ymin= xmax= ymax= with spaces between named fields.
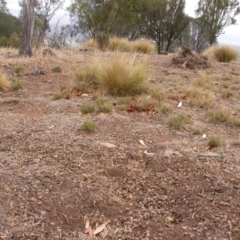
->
xmin=0 ymin=46 xmax=240 ymax=240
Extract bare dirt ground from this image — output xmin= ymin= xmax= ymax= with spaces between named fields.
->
xmin=0 ymin=48 xmax=240 ymax=240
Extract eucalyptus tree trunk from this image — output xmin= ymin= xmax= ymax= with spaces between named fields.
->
xmin=19 ymin=0 xmax=35 ymax=56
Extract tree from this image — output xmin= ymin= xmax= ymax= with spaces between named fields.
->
xmin=34 ymin=0 xmax=64 ymax=48
xmin=0 ymin=12 xmax=22 ymax=37
xmin=68 ymin=0 xmax=143 ymax=39
xmin=19 ymin=0 xmax=36 ymax=56
xmin=142 ymin=0 xmax=188 ymax=53
xmin=176 ymin=17 xmax=209 ymax=52
xmin=196 ymin=0 xmax=240 ymax=45
xmin=0 ymin=0 xmax=8 ymax=13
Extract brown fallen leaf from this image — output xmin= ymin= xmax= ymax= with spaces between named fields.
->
xmin=93 ymin=220 xmax=111 ymax=235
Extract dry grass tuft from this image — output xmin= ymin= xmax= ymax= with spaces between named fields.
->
xmin=108 ymin=37 xmax=133 ymax=52
xmin=96 ymin=97 xmax=112 ymax=113
xmin=131 ymin=39 xmax=156 ymax=54
xmin=213 ymin=46 xmax=238 ymax=62
xmin=194 ymin=73 xmax=213 ymax=90
xmin=167 ymin=113 xmax=190 ymax=131
xmin=185 ymin=86 xmax=214 ymax=109
xmin=207 ymin=106 xmax=240 ymax=126
xmin=0 ymin=70 xmax=10 ymax=90
xmin=208 ymin=135 xmax=225 ymax=148
xmin=81 ymin=119 xmax=96 ymax=133
xmin=82 ymin=38 xmax=98 ymax=49
xmin=80 ymin=102 xmax=95 ymax=114
xmin=98 ymin=53 xmax=147 ymax=96
xmin=72 ymin=62 xmax=100 ymax=92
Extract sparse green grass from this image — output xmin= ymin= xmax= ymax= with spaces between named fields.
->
xmin=117 ymin=96 xmax=131 ymax=105
xmin=207 ymin=106 xmax=240 ymax=126
xmin=10 ymin=78 xmax=23 ymax=91
xmin=98 ymin=53 xmax=147 ymax=96
xmin=208 ymin=135 xmax=225 ymax=148
xmin=14 ymin=66 xmax=24 ymax=74
xmin=96 ymin=97 xmax=112 ymax=113
xmin=167 ymin=113 xmax=190 ymax=131
xmin=207 ymin=106 xmax=231 ymax=123
xmin=131 ymin=39 xmax=156 ymax=53
xmin=81 ymin=119 xmax=96 ymax=133
xmin=53 ymin=93 xmax=62 ymax=100
xmin=156 ymin=103 xmax=172 ymax=115
xmin=194 ymin=73 xmax=213 ymax=90
xmin=213 ymin=45 xmax=238 ymax=62
xmin=0 ymin=71 xmax=10 ymax=90
xmin=221 ymin=89 xmax=233 ymax=99
xmin=185 ymin=86 xmax=214 ymax=109
xmin=136 ymin=95 xmax=155 ymax=111
xmin=149 ymin=87 xmax=167 ymax=102
xmin=52 ymin=66 xmax=62 ymax=73
xmin=80 ymin=102 xmax=95 ymax=114
xmin=192 ymin=128 xmax=201 ymax=135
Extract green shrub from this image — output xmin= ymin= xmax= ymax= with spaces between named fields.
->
xmin=9 ymin=32 xmax=20 ymax=48
xmin=96 ymin=32 xmax=109 ymax=51
xmin=81 ymin=119 xmax=96 ymax=133
xmin=213 ymin=46 xmax=238 ymax=62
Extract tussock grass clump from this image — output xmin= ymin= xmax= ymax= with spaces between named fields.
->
xmin=108 ymin=37 xmax=133 ymax=52
xmin=156 ymin=103 xmax=172 ymax=115
xmin=213 ymin=46 xmax=238 ymax=62
xmin=221 ymin=89 xmax=233 ymax=99
xmin=80 ymin=102 xmax=95 ymax=114
xmin=202 ymin=44 xmax=218 ymax=57
xmin=82 ymin=38 xmax=98 ymax=49
xmin=194 ymin=73 xmax=213 ymax=90
xmin=81 ymin=119 xmax=96 ymax=133
xmin=167 ymin=113 xmax=190 ymax=131
xmin=0 ymin=71 xmax=10 ymax=90
xmin=207 ymin=106 xmax=240 ymax=126
xmin=96 ymin=97 xmax=112 ymax=113
xmin=136 ymin=95 xmax=155 ymax=111
xmin=99 ymin=53 xmax=147 ymax=96
xmin=132 ymin=39 xmax=156 ymax=53
xmin=185 ymin=86 xmax=214 ymax=108
xmin=207 ymin=106 xmax=231 ymax=123
xmin=149 ymin=87 xmax=167 ymax=102
xmin=208 ymin=135 xmax=225 ymax=148
xmin=10 ymin=78 xmax=23 ymax=91
xmin=72 ymin=63 xmax=100 ymax=92
xmin=52 ymin=66 xmax=62 ymax=73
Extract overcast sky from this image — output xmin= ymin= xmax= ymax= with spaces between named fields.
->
xmin=5 ymin=0 xmax=240 ymax=46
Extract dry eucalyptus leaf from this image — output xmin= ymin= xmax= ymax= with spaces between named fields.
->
xmin=93 ymin=220 xmax=110 ymax=235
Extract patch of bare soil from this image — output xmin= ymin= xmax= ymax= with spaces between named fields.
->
xmin=0 ymin=48 xmax=240 ymax=240
xmin=171 ymin=47 xmax=210 ymax=69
